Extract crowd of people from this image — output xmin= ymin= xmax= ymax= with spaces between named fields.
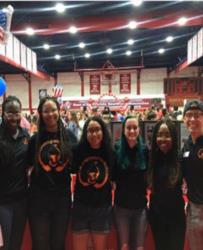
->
xmin=0 ymin=95 xmax=203 ymax=250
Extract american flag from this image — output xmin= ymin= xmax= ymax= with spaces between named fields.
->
xmin=52 ymin=85 xmax=63 ymax=98
xmin=0 ymin=10 xmax=7 ymax=30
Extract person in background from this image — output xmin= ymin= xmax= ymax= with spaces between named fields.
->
xmin=148 ymin=119 xmax=186 ymax=250
xmin=67 ymin=111 xmax=81 ymax=140
xmin=0 ymin=96 xmax=29 ymax=250
xmin=20 ymin=114 xmax=31 ymax=132
xmin=146 ymin=106 xmax=157 ymax=121
xmin=102 ymin=106 xmax=114 ymax=124
xmin=71 ymin=116 xmax=116 ymax=250
xmin=181 ymin=100 xmax=203 ymax=250
xmin=27 ymin=97 xmax=77 ymax=250
xmin=114 ymin=116 xmax=148 ymax=250
xmin=156 ymin=107 xmax=163 ymax=120
xmin=30 ymin=115 xmax=38 ymax=136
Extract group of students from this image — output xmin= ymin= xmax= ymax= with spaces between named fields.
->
xmin=0 ymin=95 xmax=203 ymax=250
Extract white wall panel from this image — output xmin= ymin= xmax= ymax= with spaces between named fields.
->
xmin=58 ymin=72 xmax=81 ymax=97
xmin=31 ymin=76 xmax=54 ymax=109
xmin=5 ymin=74 xmax=29 ymax=108
xmin=140 ymin=68 xmax=166 ymax=95
xmin=170 ymin=66 xmax=198 ymax=78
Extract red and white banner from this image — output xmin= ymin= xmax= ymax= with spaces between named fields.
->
xmin=52 ymin=85 xmax=63 ymax=98
xmin=120 ymin=73 xmax=131 ymax=94
xmin=90 ymin=74 xmax=100 ymax=94
xmin=62 ymin=97 xmax=162 ymax=111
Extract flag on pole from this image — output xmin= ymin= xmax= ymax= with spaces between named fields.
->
xmin=52 ymin=85 xmax=63 ymax=98
xmin=0 ymin=10 xmax=7 ymax=30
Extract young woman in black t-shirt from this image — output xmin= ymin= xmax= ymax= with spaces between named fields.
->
xmin=71 ymin=116 xmax=116 ymax=250
xmin=114 ymin=116 xmax=148 ymax=250
xmin=148 ymin=119 xmax=186 ymax=250
xmin=0 ymin=96 xmax=29 ymax=250
xmin=27 ymin=97 xmax=76 ymax=250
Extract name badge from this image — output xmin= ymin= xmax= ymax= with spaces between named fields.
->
xmin=183 ymin=151 xmax=190 ymax=157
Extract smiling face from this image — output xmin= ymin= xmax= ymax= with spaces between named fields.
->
xmin=183 ymin=109 xmax=203 ymax=139
xmin=124 ymin=118 xmax=140 ymax=146
xmin=41 ymin=100 xmax=59 ymax=131
xmin=87 ymin=120 xmax=103 ymax=149
xmin=156 ymin=123 xmax=172 ymax=154
xmin=3 ymin=100 xmax=21 ymax=133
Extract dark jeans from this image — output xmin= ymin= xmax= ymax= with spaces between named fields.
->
xmin=28 ymin=193 xmax=71 ymax=250
xmin=0 ymin=198 xmax=27 ymax=250
xmin=114 ymin=206 xmax=148 ymax=250
xmin=149 ymin=208 xmax=186 ymax=250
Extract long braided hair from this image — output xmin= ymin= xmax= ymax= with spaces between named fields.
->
xmin=35 ymin=97 xmax=72 ymax=168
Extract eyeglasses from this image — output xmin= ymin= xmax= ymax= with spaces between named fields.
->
xmin=87 ymin=127 xmax=101 ymax=134
xmin=4 ymin=112 xmax=21 ymax=119
xmin=184 ymin=112 xmax=203 ymax=119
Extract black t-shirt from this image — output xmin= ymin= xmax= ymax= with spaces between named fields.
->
xmin=0 ymin=126 xmax=29 ymax=204
xmin=114 ymin=144 xmax=149 ymax=209
xmin=150 ymin=156 xmax=184 ymax=219
xmin=28 ymin=129 xmax=76 ymax=197
xmin=72 ymin=145 xmax=117 ymax=208
xmin=181 ymin=135 xmax=203 ymax=204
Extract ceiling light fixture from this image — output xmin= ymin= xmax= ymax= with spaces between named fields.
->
xmin=177 ymin=17 xmax=188 ymax=26
xmin=166 ymin=36 xmax=174 ymax=43
xmin=127 ymin=39 xmax=135 ymax=45
xmin=128 ymin=21 xmax=137 ymax=29
xmin=106 ymin=48 xmax=113 ymax=54
xmin=55 ymin=3 xmax=65 ymax=13
xmin=43 ymin=43 xmax=50 ymax=50
xmin=68 ymin=26 xmax=78 ymax=34
xmin=131 ymin=0 xmax=143 ymax=7
xmin=158 ymin=48 xmax=165 ymax=54
xmin=79 ymin=42 xmax=86 ymax=48
xmin=126 ymin=50 xmax=132 ymax=56
xmin=55 ymin=54 xmax=61 ymax=60
xmin=85 ymin=53 xmax=90 ymax=58
xmin=25 ymin=27 xmax=35 ymax=36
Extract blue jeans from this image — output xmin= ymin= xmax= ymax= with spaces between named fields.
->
xmin=114 ymin=206 xmax=148 ymax=249
xmin=28 ymin=193 xmax=71 ymax=250
xmin=0 ymin=198 xmax=27 ymax=250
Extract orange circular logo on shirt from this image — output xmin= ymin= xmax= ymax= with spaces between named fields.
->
xmin=38 ymin=139 xmax=69 ymax=172
xmin=197 ymin=148 xmax=203 ymax=160
xmin=78 ymin=156 xmax=109 ymax=189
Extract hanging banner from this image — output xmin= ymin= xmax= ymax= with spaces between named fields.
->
xmin=62 ymin=97 xmax=162 ymax=111
xmin=120 ymin=73 xmax=131 ymax=94
xmin=90 ymin=74 xmax=100 ymax=94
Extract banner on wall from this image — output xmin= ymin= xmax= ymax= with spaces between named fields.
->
xmin=61 ymin=95 xmax=164 ymax=111
xmin=120 ymin=73 xmax=131 ymax=93
xmin=164 ymin=77 xmax=203 ymax=95
xmin=90 ymin=74 xmax=100 ymax=94
xmin=187 ymin=27 xmax=203 ymax=64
